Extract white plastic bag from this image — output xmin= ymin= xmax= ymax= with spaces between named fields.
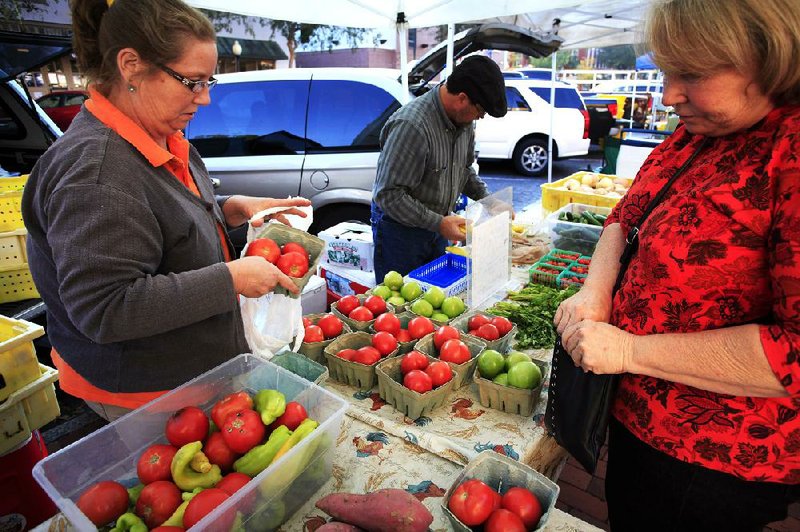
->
xmin=240 ymin=291 xmax=304 ymax=359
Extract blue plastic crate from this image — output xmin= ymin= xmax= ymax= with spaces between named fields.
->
xmin=406 ymin=253 xmax=469 ymax=296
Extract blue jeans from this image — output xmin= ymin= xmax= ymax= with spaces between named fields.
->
xmin=371 ymin=204 xmax=447 ymax=284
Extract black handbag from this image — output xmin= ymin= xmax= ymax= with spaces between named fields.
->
xmin=544 ymin=138 xmax=707 ymax=473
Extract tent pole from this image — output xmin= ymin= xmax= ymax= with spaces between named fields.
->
xmin=445 ymin=23 xmax=454 ymax=79
xmin=398 ymin=15 xmax=409 ymax=103
xmin=547 ymin=51 xmax=556 ymax=183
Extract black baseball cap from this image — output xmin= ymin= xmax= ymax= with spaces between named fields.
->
xmin=447 ymin=55 xmax=507 ymax=117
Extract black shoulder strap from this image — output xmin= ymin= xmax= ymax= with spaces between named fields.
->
xmin=613 ymin=137 xmax=709 ymax=293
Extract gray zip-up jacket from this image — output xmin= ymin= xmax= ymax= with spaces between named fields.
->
xmin=22 ymin=109 xmax=249 ymax=393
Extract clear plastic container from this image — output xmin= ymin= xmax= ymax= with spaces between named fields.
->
xmin=33 ymin=354 xmax=348 ymax=531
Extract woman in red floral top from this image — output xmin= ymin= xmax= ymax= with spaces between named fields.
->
xmin=554 ymin=1 xmax=800 ymax=530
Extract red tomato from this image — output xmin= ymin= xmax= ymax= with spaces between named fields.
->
xmin=353 ymin=345 xmax=381 ymax=365
xmin=374 ymin=312 xmax=401 ymax=336
xmin=448 ymin=478 xmax=497 ymax=526
xmin=276 ymin=251 xmax=309 ymax=278
xmin=211 ymin=391 xmax=254 ymax=430
xmin=76 ymin=480 xmax=129 ymax=526
xmin=245 ymin=238 xmax=281 ymax=264
xmin=281 ymin=241 xmax=307 ymax=257
xmin=403 ymin=369 xmax=433 ymax=393
xmin=337 ymin=348 xmax=358 ymax=361
xmin=165 ymin=406 xmax=209 ymax=448
xmin=501 ymin=486 xmax=543 ymax=530
xmin=468 ymin=314 xmax=491 ymax=331
xmin=433 ymin=325 xmax=460 ymax=350
xmin=371 ymin=331 xmax=398 ymax=356
xmin=216 ymin=472 xmax=252 ymax=495
xmin=270 ymin=401 xmax=308 ymax=431
xmin=476 ymin=323 xmax=500 ymax=341
xmin=336 ymin=295 xmax=360 ymax=316
xmin=348 ymin=306 xmax=374 ymax=322
xmin=396 ymin=329 xmax=412 ymax=343
xmin=363 ymin=295 xmax=387 ymax=316
xmin=425 ymin=360 xmax=453 ymax=387
xmin=491 ymin=316 xmax=514 ymax=337
xmin=400 ymin=350 xmax=429 ymax=374
xmin=150 ymin=527 xmax=185 ymax=532
xmin=407 ymin=316 xmax=435 ymax=339
xmin=485 ymin=508 xmax=526 ymax=532
xmin=204 ymin=431 xmax=239 ymax=473
xmin=135 ymin=480 xmax=182 ymax=529
xmin=302 ymin=316 xmax=312 ymax=328
xmin=304 ymin=324 xmax=325 ymax=343
xmin=183 ymin=488 xmax=230 ymax=529
xmin=316 ymin=314 xmax=344 ymax=339
xmin=222 ymin=409 xmax=266 ymax=454
xmin=136 ymin=443 xmax=178 ymax=485
xmin=439 ymin=339 xmax=470 ymax=364
xmin=468 ymin=328 xmax=479 ymax=336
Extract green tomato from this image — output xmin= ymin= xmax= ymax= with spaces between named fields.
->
xmin=477 ymin=349 xmax=505 ymax=379
xmin=431 ymin=312 xmax=450 ymax=323
xmin=505 ymin=351 xmax=531 ymax=371
xmin=372 ymin=285 xmax=392 ymax=300
xmin=387 ymin=296 xmax=406 ymax=307
xmin=410 ymin=299 xmax=434 ymax=318
xmin=400 ymin=281 xmax=422 ymax=302
xmin=422 ymin=286 xmax=445 ymax=309
xmin=492 ymin=373 xmax=509 ymax=386
xmin=507 ymin=361 xmax=542 ymax=389
xmin=440 ymin=296 xmax=465 ymax=319
xmin=383 ymin=270 xmax=404 ymax=290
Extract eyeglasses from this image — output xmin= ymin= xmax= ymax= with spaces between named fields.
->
xmin=468 ymin=96 xmax=485 ymax=117
xmin=158 ymin=64 xmax=217 ymax=93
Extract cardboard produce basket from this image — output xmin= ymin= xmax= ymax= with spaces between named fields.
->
xmin=331 ymin=293 xmax=394 ymax=332
xmin=414 ymin=332 xmax=486 ymax=389
xmin=297 ymin=313 xmax=353 ymax=364
xmin=375 ymin=352 xmax=456 ymax=419
xmin=270 ymin=350 xmax=329 ymax=386
xmin=475 ymin=358 xmax=548 ymax=417
xmin=450 ymin=310 xmax=517 ymax=353
xmin=33 ymin=354 xmax=348 ymax=532
xmin=323 ymin=331 xmax=398 ymax=389
xmin=246 ymin=223 xmax=325 ymax=294
xmin=442 ymin=450 xmax=560 ymax=531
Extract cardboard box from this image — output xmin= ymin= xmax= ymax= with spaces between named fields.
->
xmin=318 ymin=263 xmax=376 ymax=306
xmin=318 ymin=222 xmax=375 ymax=272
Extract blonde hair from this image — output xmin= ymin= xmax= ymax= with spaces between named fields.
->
xmin=644 ymin=0 xmax=800 ymax=105
xmin=70 ymin=0 xmax=215 ymax=91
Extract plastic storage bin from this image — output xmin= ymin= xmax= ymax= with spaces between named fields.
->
xmin=442 ymin=450 xmax=560 ymax=531
xmin=300 ymin=274 xmax=327 ymax=315
xmin=0 ymin=315 xmax=45 ymax=403
xmin=0 ymin=191 xmax=24 ymax=232
xmin=0 ymin=228 xmax=28 ymax=272
xmin=0 ymin=175 xmax=28 ymax=194
xmin=540 ymin=172 xmax=631 ymax=215
xmin=405 ymin=253 xmax=469 ymax=297
xmin=33 ymin=354 xmax=348 ymax=532
xmin=543 ymin=203 xmax=612 ymax=256
xmin=0 ymin=266 xmax=39 ymax=303
xmin=0 ymin=364 xmax=60 ymax=455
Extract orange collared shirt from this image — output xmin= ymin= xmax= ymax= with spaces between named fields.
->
xmin=53 ymin=88 xmax=232 ymax=409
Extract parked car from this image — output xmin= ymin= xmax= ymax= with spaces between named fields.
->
xmin=474 ymin=79 xmax=590 ymax=176
xmin=185 ymin=23 xmax=560 ymax=240
xmin=35 ymin=90 xmax=88 ymax=131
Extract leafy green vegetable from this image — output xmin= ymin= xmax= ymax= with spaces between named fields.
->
xmin=486 ymin=283 xmax=578 ymax=349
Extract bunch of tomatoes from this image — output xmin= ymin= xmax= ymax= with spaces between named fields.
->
xmin=245 ymin=237 xmax=311 ymax=278
xmin=448 ymin=478 xmax=544 ymax=531
xmin=465 ymin=313 xmax=514 ymax=342
xmin=398 ymin=350 xmax=453 ymax=393
xmin=334 ymin=294 xmax=388 ymax=323
xmin=301 ymin=313 xmax=346 ymax=343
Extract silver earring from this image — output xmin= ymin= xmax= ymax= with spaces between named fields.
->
xmin=128 ymin=85 xmax=136 ymax=93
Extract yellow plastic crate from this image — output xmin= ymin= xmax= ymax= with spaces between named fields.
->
xmin=0 ymin=174 xmax=28 ymax=194
xmin=0 ymin=363 xmax=60 ymax=455
xmin=0 ymin=190 xmax=24 ymax=232
xmin=540 ymin=171 xmax=632 ymax=216
xmin=0 ymin=315 xmax=45 ymax=403
xmin=0 ymin=266 xmax=39 ymax=304
xmin=0 ymin=228 xmax=28 ymax=272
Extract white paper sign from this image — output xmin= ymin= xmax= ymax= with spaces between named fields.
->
xmin=469 ymin=210 xmax=511 ymax=309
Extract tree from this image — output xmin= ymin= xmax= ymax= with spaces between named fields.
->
xmin=200 ymin=10 xmax=268 ymax=39
xmin=0 ymin=0 xmax=49 ymax=28
xmin=528 ymin=50 xmax=578 ymax=69
xmin=269 ymin=21 xmax=374 ymax=67
xmin=596 ymin=45 xmax=636 ymax=69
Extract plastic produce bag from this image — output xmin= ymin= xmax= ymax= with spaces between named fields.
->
xmin=240 ymin=291 xmax=304 ymax=359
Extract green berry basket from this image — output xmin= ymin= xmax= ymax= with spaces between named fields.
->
xmin=474 ymin=358 xmax=548 ymax=417
xmin=297 ymin=313 xmax=353 ymax=364
xmin=270 ymin=350 xmax=329 ymax=386
xmin=375 ymin=352 xmax=457 ymax=419
xmin=367 ymin=311 xmax=417 ymax=355
xmin=414 ymin=332 xmax=486 ymax=389
xmin=441 ymin=450 xmax=560 ymax=532
xmin=450 ymin=310 xmax=518 ymax=353
xmin=323 ymin=331 xmax=399 ymax=389
xmin=247 ymin=223 xmax=325 ymax=295
xmin=330 ymin=294 xmax=395 ymax=332
xmin=529 ymin=263 xmax=565 ymax=287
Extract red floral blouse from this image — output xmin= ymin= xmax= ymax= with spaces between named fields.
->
xmin=607 ymin=106 xmax=800 ymax=483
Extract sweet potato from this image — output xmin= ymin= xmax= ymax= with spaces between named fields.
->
xmin=316 ymin=522 xmax=365 ymax=532
xmin=315 ymin=488 xmax=433 ymax=532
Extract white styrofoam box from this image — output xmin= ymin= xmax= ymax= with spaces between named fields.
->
xmin=301 ymin=274 xmax=327 ymax=315
xmin=318 ymin=222 xmax=374 ymax=272
xmin=319 ymin=261 xmax=377 ymax=298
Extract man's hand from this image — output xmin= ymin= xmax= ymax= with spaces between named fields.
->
xmin=439 ymin=215 xmax=469 ymax=241
xmin=222 ymin=196 xmax=312 ymax=228
xmin=226 ymin=257 xmax=300 ymax=297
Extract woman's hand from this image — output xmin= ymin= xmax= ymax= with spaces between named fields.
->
xmin=222 ymin=196 xmax=312 ymax=228
xmin=561 ymin=320 xmax=634 ymax=375
xmin=553 ymin=286 xmax=613 ymax=335
xmin=226 ymin=257 xmax=300 ymax=297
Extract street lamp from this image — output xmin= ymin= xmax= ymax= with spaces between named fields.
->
xmin=232 ymin=40 xmax=242 ymax=72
